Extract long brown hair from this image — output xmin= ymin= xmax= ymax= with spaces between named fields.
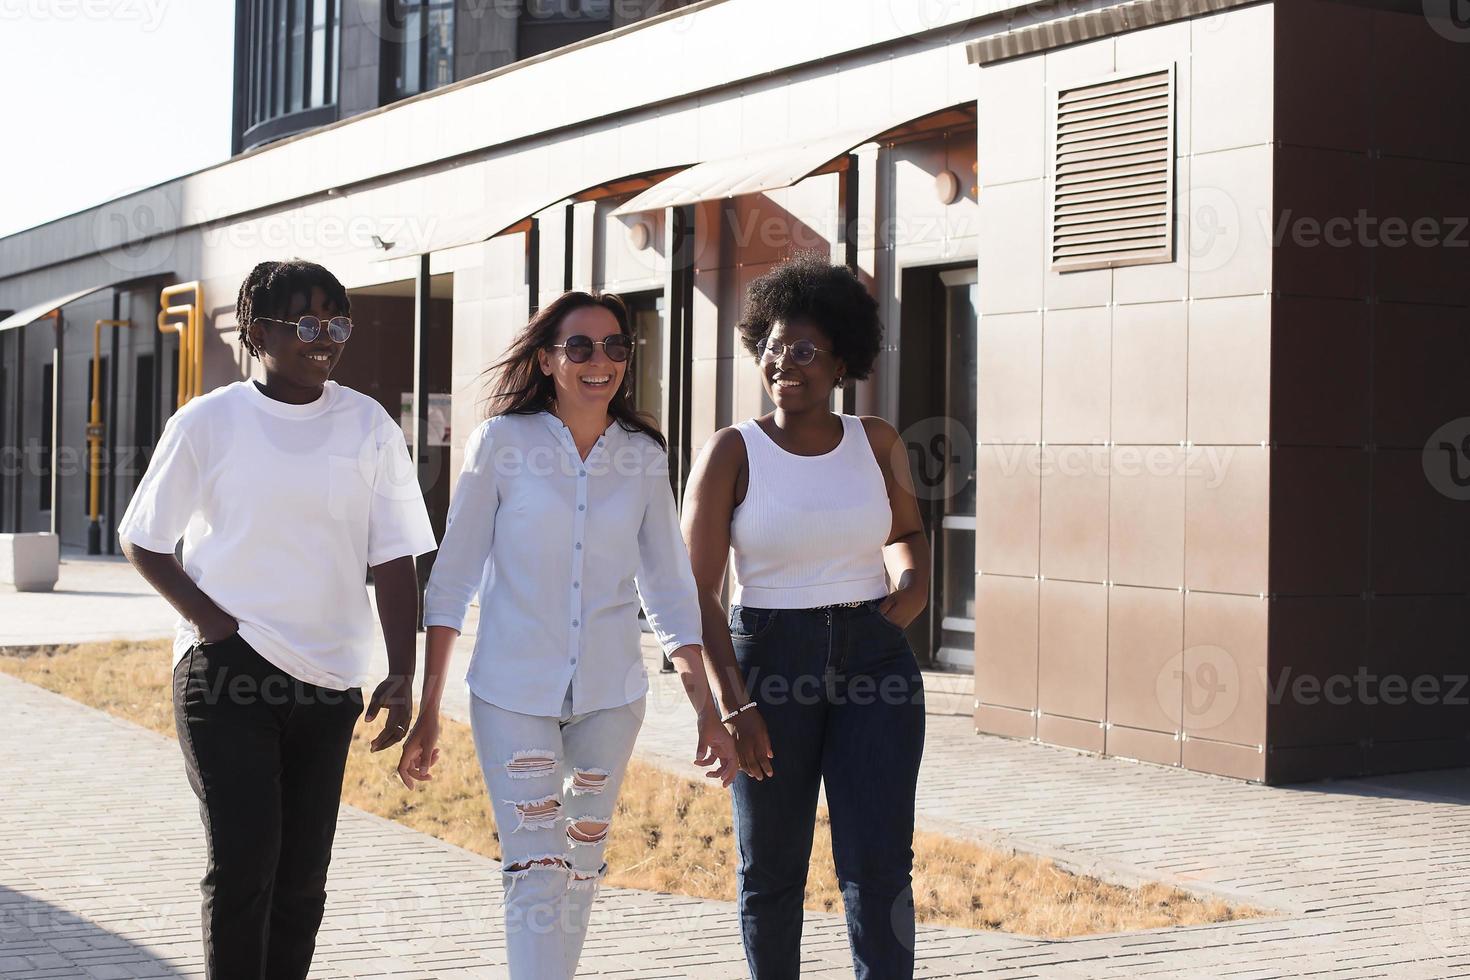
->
xmin=480 ymin=290 xmax=667 ymax=451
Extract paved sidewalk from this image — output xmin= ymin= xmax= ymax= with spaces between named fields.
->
xmin=0 ymin=672 xmax=1021 ymax=979
xmin=7 ymin=550 xmax=1470 ymax=977
xmin=0 ymin=550 xmax=175 ymax=648
xmin=7 ymin=673 xmax=1470 ymax=979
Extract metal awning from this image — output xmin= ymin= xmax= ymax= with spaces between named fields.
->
xmin=610 ymin=103 xmax=976 ymax=216
xmin=378 ymin=165 xmax=691 ymax=261
xmin=0 ymin=278 xmax=153 ymax=333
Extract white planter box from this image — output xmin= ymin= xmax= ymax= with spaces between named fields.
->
xmin=0 ymin=532 xmax=60 ymax=592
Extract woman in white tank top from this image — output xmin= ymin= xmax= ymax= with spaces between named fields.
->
xmin=682 ymin=253 xmax=930 ymax=979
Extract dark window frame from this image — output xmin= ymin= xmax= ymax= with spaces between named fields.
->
xmin=39 ymin=362 xmax=53 ymax=512
xmin=522 ymin=0 xmax=612 ymax=23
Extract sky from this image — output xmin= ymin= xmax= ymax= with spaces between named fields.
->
xmin=0 ymin=1 xmax=236 ymax=239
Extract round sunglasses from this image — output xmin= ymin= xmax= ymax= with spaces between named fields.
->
xmin=550 ymin=333 xmax=633 ymax=363
xmin=756 ymin=337 xmax=831 ymax=367
xmin=253 ymin=315 xmax=353 ymax=344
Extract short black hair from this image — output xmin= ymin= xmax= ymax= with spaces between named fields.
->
xmin=736 ymin=252 xmax=883 ymax=381
xmin=236 ymin=259 xmax=350 ymax=358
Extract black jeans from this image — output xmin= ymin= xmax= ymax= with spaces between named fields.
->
xmin=172 ymin=633 xmax=363 ymax=980
xmin=728 ymin=599 xmax=926 ymax=980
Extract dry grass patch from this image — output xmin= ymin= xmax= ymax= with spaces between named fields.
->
xmin=0 ymin=640 xmax=1262 ymax=938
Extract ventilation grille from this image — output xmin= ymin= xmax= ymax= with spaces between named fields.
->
xmin=1052 ymin=66 xmax=1175 ymax=272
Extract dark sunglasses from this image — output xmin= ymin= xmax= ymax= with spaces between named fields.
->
xmin=756 ymin=337 xmax=830 ymax=367
xmin=253 ymin=315 xmax=353 ymax=344
xmin=550 ymin=333 xmax=633 ymax=363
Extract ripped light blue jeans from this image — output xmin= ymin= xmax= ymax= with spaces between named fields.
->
xmin=470 ymin=688 xmax=644 ymax=980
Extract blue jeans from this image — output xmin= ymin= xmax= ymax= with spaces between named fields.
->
xmin=470 ymin=688 xmax=645 ymax=980
xmin=728 ymin=598 xmax=926 ymax=980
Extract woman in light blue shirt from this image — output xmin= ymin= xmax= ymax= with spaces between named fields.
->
xmin=396 ymin=291 xmax=737 ymax=979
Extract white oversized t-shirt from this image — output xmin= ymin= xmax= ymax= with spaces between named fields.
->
xmin=117 ymin=380 xmax=438 ymax=690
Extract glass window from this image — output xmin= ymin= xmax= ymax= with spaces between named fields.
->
xmin=240 ymin=0 xmax=340 ymax=148
xmin=398 ymin=3 xmax=422 ymax=96
xmin=273 ymin=0 xmax=287 ymax=117
xmin=328 ymin=0 xmax=340 ymax=104
xmin=249 ymin=0 xmax=262 ymax=121
xmin=427 ymin=4 xmax=453 ymax=89
xmin=310 ymin=0 xmax=327 ymax=107
xmin=289 ymin=0 xmax=307 ymax=112
xmin=385 ymin=0 xmax=455 ymax=103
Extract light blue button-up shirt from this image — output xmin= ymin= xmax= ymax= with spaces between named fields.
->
xmin=424 ymin=411 xmax=703 ymax=716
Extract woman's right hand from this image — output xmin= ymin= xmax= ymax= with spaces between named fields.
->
xmin=695 ymin=708 xmax=741 ymax=787
xmin=396 ymin=710 xmax=442 ymax=790
xmin=729 ymin=708 xmax=775 ymax=780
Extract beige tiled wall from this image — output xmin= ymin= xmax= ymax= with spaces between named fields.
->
xmin=976 ymin=0 xmax=1470 ymax=784
xmin=974 ymin=4 xmax=1277 ymax=782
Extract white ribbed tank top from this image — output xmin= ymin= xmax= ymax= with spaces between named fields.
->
xmin=729 ymin=414 xmax=892 ymax=609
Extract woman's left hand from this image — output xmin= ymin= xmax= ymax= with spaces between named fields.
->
xmin=877 ymin=585 xmax=926 ymax=630
xmin=397 ymin=710 xmax=442 ymax=790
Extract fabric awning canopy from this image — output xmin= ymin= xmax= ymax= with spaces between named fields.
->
xmin=377 ymin=166 xmax=691 ymax=261
xmin=610 ymin=130 xmax=868 ymax=216
xmin=0 ymin=280 xmax=139 ymax=333
xmin=609 ymin=102 xmax=975 ymax=216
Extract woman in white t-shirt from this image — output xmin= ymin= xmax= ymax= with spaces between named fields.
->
xmin=118 ymin=259 xmax=438 ymax=980
xmin=396 ymin=291 xmax=738 ymax=980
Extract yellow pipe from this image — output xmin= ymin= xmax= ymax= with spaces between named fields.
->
xmin=158 ymin=282 xmax=203 ymax=407
xmin=157 ymin=306 xmax=188 ymax=407
xmin=90 ymin=320 xmax=131 ymax=524
xmin=194 ymin=296 xmax=204 ymax=399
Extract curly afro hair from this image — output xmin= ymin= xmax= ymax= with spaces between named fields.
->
xmin=736 ymin=252 xmax=883 ymax=381
xmin=236 ymin=259 xmax=350 ymax=358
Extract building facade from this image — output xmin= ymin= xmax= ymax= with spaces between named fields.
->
xmin=2 ymin=0 xmax=1465 ymax=784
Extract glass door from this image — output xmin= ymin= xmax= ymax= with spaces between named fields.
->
xmin=621 ymin=290 xmax=668 ymax=647
xmin=623 ymin=290 xmax=666 ymax=432
xmin=934 ymin=267 xmax=978 ymax=668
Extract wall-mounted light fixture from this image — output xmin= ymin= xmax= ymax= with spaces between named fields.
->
xmin=935 ymin=170 xmax=961 ymax=206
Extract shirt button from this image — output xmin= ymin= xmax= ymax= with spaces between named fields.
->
xmin=571 ymin=657 xmax=579 ymax=665
xmin=573 ymin=581 xmax=580 ymax=589
xmin=578 ymin=504 xmax=585 ymax=511
xmin=580 ymin=469 xmax=586 ymax=477
xmin=575 ymin=542 xmax=582 ymax=550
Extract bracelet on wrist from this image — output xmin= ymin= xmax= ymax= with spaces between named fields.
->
xmin=720 ymin=701 xmax=758 ymax=724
